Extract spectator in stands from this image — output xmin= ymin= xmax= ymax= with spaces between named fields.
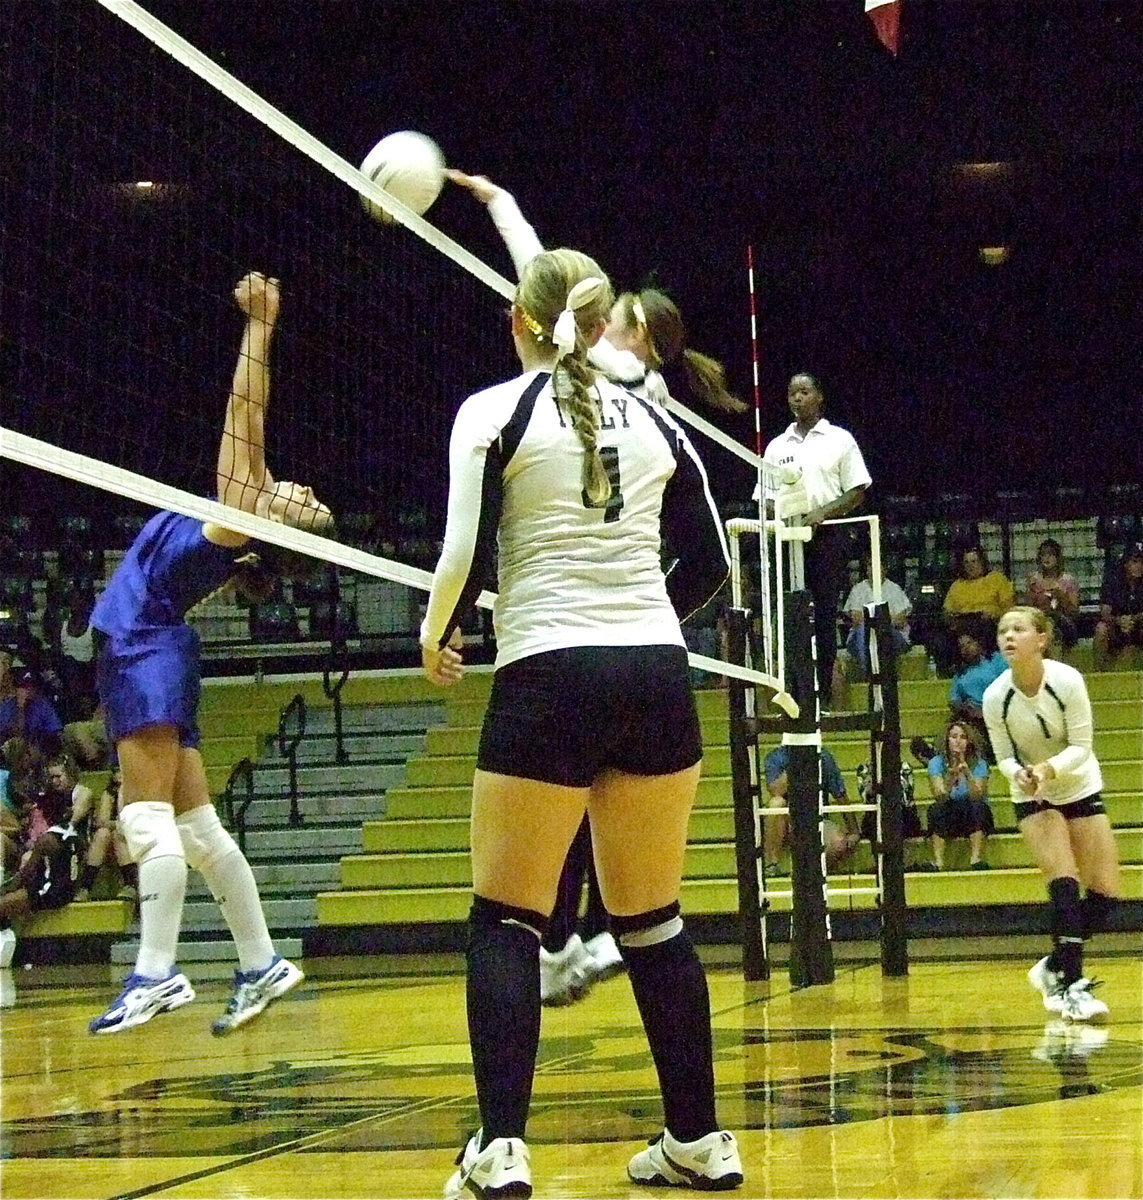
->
xmin=763 ymin=745 xmax=860 ymax=874
xmin=932 ymin=546 xmax=1014 ymax=673
xmin=72 ymin=768 xmax=136 ymax=903
xmin=53 ymin=587 xmax=99 ymax=723
xmin=948 ymin=620 xmax=1008 ymax=761
xmin=61 ymin=701 xmax=110 ymax=771
xmin=0 ymin=669 xmax=63 ymax=767
xmin=1093 ymin=542 xmax=1143 ymax=665
xmin=1021 ymin=539 xmax=1081 ymax=651
xmin=924 ymin=720 xmax=994 ymax=871
xmin=843 ymin=552 xmax=912 ymax=679
xmin=0 ymin=774 xmax=79 ymax=967
xmin=1 ymin=748 xmax=20 ymax=877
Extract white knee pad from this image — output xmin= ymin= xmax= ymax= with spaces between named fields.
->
xmin=176 ymin=805 xmax=239 ymax=873
xmin=119 ymin=801 xmax=184 ymax=866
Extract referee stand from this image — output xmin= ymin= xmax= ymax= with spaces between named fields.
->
xmin=724 ymin=514 xmax=909 ymax=987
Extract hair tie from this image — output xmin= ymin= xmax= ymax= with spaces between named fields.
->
xmin=551 ymin=276 xmax=605 ymax=359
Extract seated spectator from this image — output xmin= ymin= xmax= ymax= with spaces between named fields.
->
xmin=53 ymin=587 xmax=98 ymax=723
xmin=948 ymin=621 xmax=1007 ymax=761
xmin=1093 ymin=542 xmax=1143 ymax=664
xmin=843 ymin=553 xmax=912 ymax=677
xmin=763 ymin=745 xmax=860 ymax=875
xmin=0 ymin=777 xmax=80 ymax=966
xmin=855 ymin=757 xmax=924 ymax=864
xmin=923 ymin=720 xmax=994 ymax=871
xmin=61 ymin=702 xmax=110 ymax=771
xmin=1021 ymin=538 xmax=1081 ymax=650
xmin=0 ymin=669 xmax=63 ymax=767
xmin=72 ymin=767 xmax=136 ymax=903
xmin=42 ymin=754 xmax=94 ymax=890
xmin=1 ymin=749 xmax=20 ymax=877
xmin=931 ymin=546 xmax=1014 ymax=673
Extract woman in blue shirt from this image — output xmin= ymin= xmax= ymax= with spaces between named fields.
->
xmin=88 ymin=272 xmax=330 ymax=1037
xmin=925 ymin=720 xmax=994 ymax=870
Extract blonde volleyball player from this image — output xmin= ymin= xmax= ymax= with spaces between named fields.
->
xmin=88 ymin=272 xmax=330 ymax=1036
xmin=422 ymin=248 xmax=742 ymax=1197
xmin=451 ymin=169 xmax=739 ymax=1010
xmin=982 ymin=606 xmax=1120 ymax=1022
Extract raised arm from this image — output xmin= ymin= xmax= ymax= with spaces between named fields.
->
xmin=215 ymin=272 xmax=280 ymax=514
xmin=447 ymin=170 xmax=544 ymax=279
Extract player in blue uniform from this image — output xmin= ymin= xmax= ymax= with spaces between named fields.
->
xmin=88 ymin=272 xmax=331 ymax=1036
xmin=422 ymin=248 xmax=741 ymax=1197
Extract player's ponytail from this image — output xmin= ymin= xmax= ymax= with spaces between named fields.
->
xmin=619 ymin=288 xmax=746 ymax=414
xmin=515 ymin=249 xmax=614 ymax=507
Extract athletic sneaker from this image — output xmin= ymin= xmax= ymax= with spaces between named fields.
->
xmin=88 ymin=970 xmax=196 ymax=1033
xmin=539 ymin=934 xmax=593 ymax=1006
xmin=1028 ymin=956 xmax=1064 ymax=1013
xmin=1033 ymin=1019 xmax=1109 ymax=1062
xmin=444 ymin=1130 xmax=532 ymax=1199
xmin=583 ymin=931 xmax=624 ymax=983
xmin=211 ymin=956 xmax=304 ymax=1036
xmin=1056 ymin=978 xmax=1108 ymax=1022
xmin=0 ymin=927 xmax=16 ymax=969
xmin=628 ymin=1129 xmax=744 ymax=1191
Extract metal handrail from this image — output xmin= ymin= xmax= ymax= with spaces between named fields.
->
xmin=323 ymin=638 xmax=350 ymax=765
xmin=223 ymin=757 xmax=255 ymax=854
xmin=278 ymin=692 xmax=306 ymax=828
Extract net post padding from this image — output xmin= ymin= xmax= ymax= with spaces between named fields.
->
xmin=783 ymin=588 xmax=835 ymax=989
xmin=868 ymin=602 xmax=909 ymax=977
xmin=725 ymin=606 xmax=769 ymax=981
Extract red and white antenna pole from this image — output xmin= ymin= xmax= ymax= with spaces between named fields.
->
xmin=747 ymin=243 xmax=762 ymax=458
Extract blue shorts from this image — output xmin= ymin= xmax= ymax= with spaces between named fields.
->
xmin=477 ymin=645 xmax=703 ymax=787
xmin=95 ymin=626 xmax=202 ymax=749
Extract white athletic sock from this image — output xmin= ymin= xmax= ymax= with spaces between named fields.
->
xmin=197 ymin=846 xmax=275 ymax=975
xmin=134 ymin=855 xmax=187 ymax=980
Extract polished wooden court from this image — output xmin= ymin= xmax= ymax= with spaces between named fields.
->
xmin=2 ymin=948 xmax=1141 ymax=1199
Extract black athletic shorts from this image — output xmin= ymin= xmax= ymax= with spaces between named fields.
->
xmin=477 ymin=644 xmax=703 ymax=787
xmin=1013 ymin=792 xmax=1106 ymax=823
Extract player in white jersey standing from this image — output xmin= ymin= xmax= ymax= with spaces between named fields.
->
xmin=982 ymin=606 xmax=1120 ymax=1022
xmin=421 ymin=247 xmax=741 ymax=1197
xmin=450 ymin=168 xmax=742 ymax=1006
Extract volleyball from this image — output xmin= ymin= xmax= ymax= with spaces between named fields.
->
xmin=359 ymin=131 xmax=445 ymax=223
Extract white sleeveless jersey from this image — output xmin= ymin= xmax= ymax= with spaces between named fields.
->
xmin=421 ymin=369 xmax=729 ymax=668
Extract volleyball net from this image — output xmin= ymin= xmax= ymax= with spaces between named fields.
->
xmin=1 ymin=0 xmax=780 ymax=689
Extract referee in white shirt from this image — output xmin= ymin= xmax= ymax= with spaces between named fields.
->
xmin=763 ymin=373 xmax=871 ymax=706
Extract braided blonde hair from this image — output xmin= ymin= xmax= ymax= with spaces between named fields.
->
xmin=515 ymin=249 xmax=614 ymax=506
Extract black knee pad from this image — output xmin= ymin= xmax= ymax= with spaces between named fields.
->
xmin=612 ymin=901 xmax=683 ymax=949
xmin=1048 ymin=876 xmax=1083 ymax=940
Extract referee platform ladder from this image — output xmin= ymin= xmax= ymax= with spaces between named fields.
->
xmin=724 ymin=595 xmax=909 ymax=987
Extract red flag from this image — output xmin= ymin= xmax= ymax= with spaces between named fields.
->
xmin=865 ymin=0 xmax=901 ymax=55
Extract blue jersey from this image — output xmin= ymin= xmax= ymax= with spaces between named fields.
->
xmin=92 ymin=511 xmax=240 ymax=639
